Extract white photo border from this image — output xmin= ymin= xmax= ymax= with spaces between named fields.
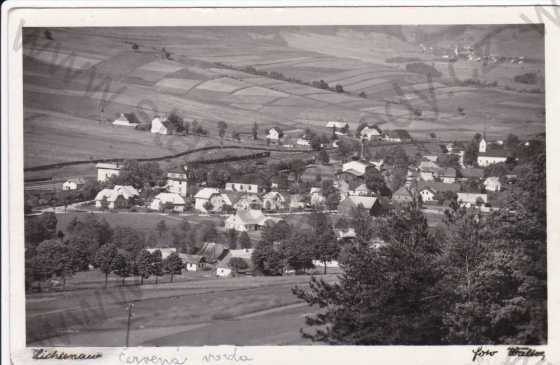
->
xmin=2 ymin=3 xmax=559 ymax=365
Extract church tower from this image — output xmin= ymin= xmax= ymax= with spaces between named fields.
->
xmin=479 ymin=132 xmax=487 ymax=153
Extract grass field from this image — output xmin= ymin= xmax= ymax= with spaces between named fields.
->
xmin=23 ymin=26 xmax=545 ymax=179
xmin=26 ymin=271 xmax=337 ymax=346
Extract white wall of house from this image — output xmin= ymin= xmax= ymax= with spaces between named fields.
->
xmin=186 ymin=263 xmax=198 ymax=272
xmin=97 ymin=167 xmax=120 ymax=182
xmin=217 ymin=267 xmax=232 ymax=277
xmin=420 ymin=189 xmax=435 ymax=201
xmin=478 ymin=156 xmax=507 ymax=167
xmin=62 ymin=181 xmax=78 ymax=191
xmin=225 ymin=183 xmax=258 ymax=194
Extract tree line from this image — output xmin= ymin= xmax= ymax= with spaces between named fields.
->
xmin=292 ymin=145 xmax=546 ymax=345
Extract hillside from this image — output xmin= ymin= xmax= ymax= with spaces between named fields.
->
xmin=23 ymin=26 xmax=545 ymax=173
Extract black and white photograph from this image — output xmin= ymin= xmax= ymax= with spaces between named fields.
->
xmin=19 ymin=20 xmax=547 ymax=350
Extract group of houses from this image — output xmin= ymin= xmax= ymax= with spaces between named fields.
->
xmin=391 ymin=133 xmax=509 ymax=209
xmin=145 ymin=245 xmax=255 ymax=278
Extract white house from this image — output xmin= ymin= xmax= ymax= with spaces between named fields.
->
xmin=216 ymin=249 xmax=254 ymax=277
xmin=225 ymin=210 xmax=267 ymax=232
xmin=95 ymin=185 xmax=139 ymax=209
xmin=146 ymin=247 xmax=176 ymax=260
xmin=232 ymin=194 xmax=262 ymax=211
xmin=225 ymin=182 xmax=259 ymax=194
xmin=326 ymin=121 xmax=348 ymax=130
xmin=266 ymin=127 xmax=282 ymax=141
xmin=419 ymin=187 xmax=436 ymax=202
xmin=150 ymin=192 xmax=186 ymax=212
xmin=62 ymin=177 xmax=85 ymax=191
xmin=151 ymin=116 xmax=170 ymax=135
xmin=309 ymin=188 xmax=326 ymax=207
xmin=262 ymin=191 xmax=286 ymax=211
xmin=194 ymin=188 xmax=231 ymax=212
xmin=457 ymin=192 xmax=488 ymax=207
xmin=113 ymin=113 xmax=139 ymax=127
xmin=167 ymin=171 xmax=188 ymax=197
xmin=96 ymin=162 xmax=122 ymax=182
xmin=360 ymin=126 xmax=383 ymax=141
xmin=484 ymin=176 xmax=502 ymax=192
xmin=296 ymin=138 xmax=310 ymax=146
xmin=179 ymin=254 xmax=206 ymax=272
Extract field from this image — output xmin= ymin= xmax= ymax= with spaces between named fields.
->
xmin=23 ymin=26 xmax=545 ymax=179
xmin=26 ymin=270 xmax=337 ymax=346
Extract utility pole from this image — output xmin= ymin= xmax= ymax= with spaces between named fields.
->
xmin=125 ymin=303 xmax=134 ymax=347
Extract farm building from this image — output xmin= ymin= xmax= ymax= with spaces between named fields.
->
xmin=113 ymin=113 xmax=139 ymax=127
xmin=216 ymin=249 xmax=254 ymax=278
xmin=360 ymin=126 xmax=383 ymax=141
xmin=179 ymin=254 xmax=206 ymax=272
xmin=146 ymin=247 xmax=176 ymax=260
xmin=262 ymin=191 xmax=287 ymax=211
xmin=457 ymin=192 xmax=488 ymax=207
xmin=225 ymin=182 xmax=259 ymax=194
xmin=194 ymin=188 xmax=232 ymax=213
xmin=94 ymin=185 xmax=139 ymax=209
xmin=338 ymin=195 xmax=379 ymax=216
xmin=225 ymin=209 xmax=267 ymax=232
xmin=149 ymin=192 xmax=186 ymax=212
xmin=151 ymin=116 xmax=171 ymax=135
xmin=166 ymin=170 xmax=188 ymax=197
xmin=62 ymin=177 xmax=85 ymax=191
xmin=484 ymin=176 xmax=502 ymax=192
xmin=96 ymin=162 xmax=122 ymax=182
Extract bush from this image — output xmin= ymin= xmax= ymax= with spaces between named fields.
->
xmin=405 ymin=62 xmax=442 ymax=78
xmin=135 ymin=124 xmax=150 ymax=131
xmin=514 ymin=72 xmax=538 ymax=85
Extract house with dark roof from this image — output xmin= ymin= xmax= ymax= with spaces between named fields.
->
xmin=179 ymin=254 xmax=206 ymax=272
xmin=392 ymin=185 xmax=414 ymax=204
xmin=441 ymin=168 xmax=457 ymax=184
xmin=460 ymin=167 xmax=484 ymax=180
xmin=338 ymin=195 xmax=380 ymax=216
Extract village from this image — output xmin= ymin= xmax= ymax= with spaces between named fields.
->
xmin=24 ymin=110 xmax=539 ymax=286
